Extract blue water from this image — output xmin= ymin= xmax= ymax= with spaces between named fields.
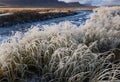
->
xmin=0 ymin=10 xmax=92 ymax=43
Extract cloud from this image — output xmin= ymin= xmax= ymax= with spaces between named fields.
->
xmin=58 ymin=0 xmax=120 ymax=6
xmin=58 ymin=0 xmax=79 ymax=3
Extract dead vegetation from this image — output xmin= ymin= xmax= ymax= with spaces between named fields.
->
xmin=0 ymin=8 xmax=76 ymax=27
xmin=0 ymin=7 xmax=95 ymax=13
xmin=0 ymin=7 xmax=120 ymax=82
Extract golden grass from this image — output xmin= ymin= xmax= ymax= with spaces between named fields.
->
xmin=0 ymin=7 xmax=95 ymax=13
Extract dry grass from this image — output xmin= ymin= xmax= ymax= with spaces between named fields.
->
xmin=0 ymin=7 xmax=119 ymax=82
xmin=0 ymin=7 xmax=95 ymax=13
xmin=0 ymin=8 xmax=75 ymax=27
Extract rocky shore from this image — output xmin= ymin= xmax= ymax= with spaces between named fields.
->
xmin=0 ymin=10 xmax=76 ymax=27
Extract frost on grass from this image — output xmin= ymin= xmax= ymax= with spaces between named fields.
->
xmin=0 ymin=7 xmax=120 ymax=82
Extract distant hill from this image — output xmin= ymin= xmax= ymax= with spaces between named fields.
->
xmin=0 ymin=0 xmax=86 ymax=7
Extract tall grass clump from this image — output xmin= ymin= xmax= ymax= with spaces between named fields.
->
xmin=0 ymin=7 xmax=120 ymax=82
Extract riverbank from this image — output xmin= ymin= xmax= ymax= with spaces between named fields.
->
xmin=0 ymin=7 xmax=95 ymax=13
xmin=0 ymin=8 xmax=78 ymax=27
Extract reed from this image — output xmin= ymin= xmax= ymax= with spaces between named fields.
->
xmin=0 ymin=7 xmax=120 ymax=82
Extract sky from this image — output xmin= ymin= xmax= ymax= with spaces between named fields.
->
xmin=0 ymin=0 xmax=120 ymax=7
xmin=0 ymin=0 xmax=83 ymax=7
xmin=58 ymin=0 xmax=120 ymax=6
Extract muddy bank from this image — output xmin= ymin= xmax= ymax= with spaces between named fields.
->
xmin=0 ymin=10 xmax=76 ymax=27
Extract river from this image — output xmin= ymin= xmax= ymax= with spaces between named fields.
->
xmin=0 ymin=10 xmax=92 ymax=43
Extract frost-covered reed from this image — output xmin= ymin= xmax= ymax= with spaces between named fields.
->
xmin=0 ymin=7 xmax=120 ymax=82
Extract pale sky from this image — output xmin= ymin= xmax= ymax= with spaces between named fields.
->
xmin=58 ymin=0 xmax=120 ymax=6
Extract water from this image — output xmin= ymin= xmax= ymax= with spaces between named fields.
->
xmin=0 ymin=10 xmax=92 ymax=43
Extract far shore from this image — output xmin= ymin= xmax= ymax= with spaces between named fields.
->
xmin=0 ymin=8 xmax=78 ymax=27
xmin=0 ymin=7 xmax=95 ymax=27
xmin=0 ymin=7 xmax=95 ymax=13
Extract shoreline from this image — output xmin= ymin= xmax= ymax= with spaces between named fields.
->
xmin=0 ymin=7 xmax=94 ymax=27
xmin=0 ymin=10 xmax=77 ymax=27
xmin=0 ymin=7 xmax=95 ymax=11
